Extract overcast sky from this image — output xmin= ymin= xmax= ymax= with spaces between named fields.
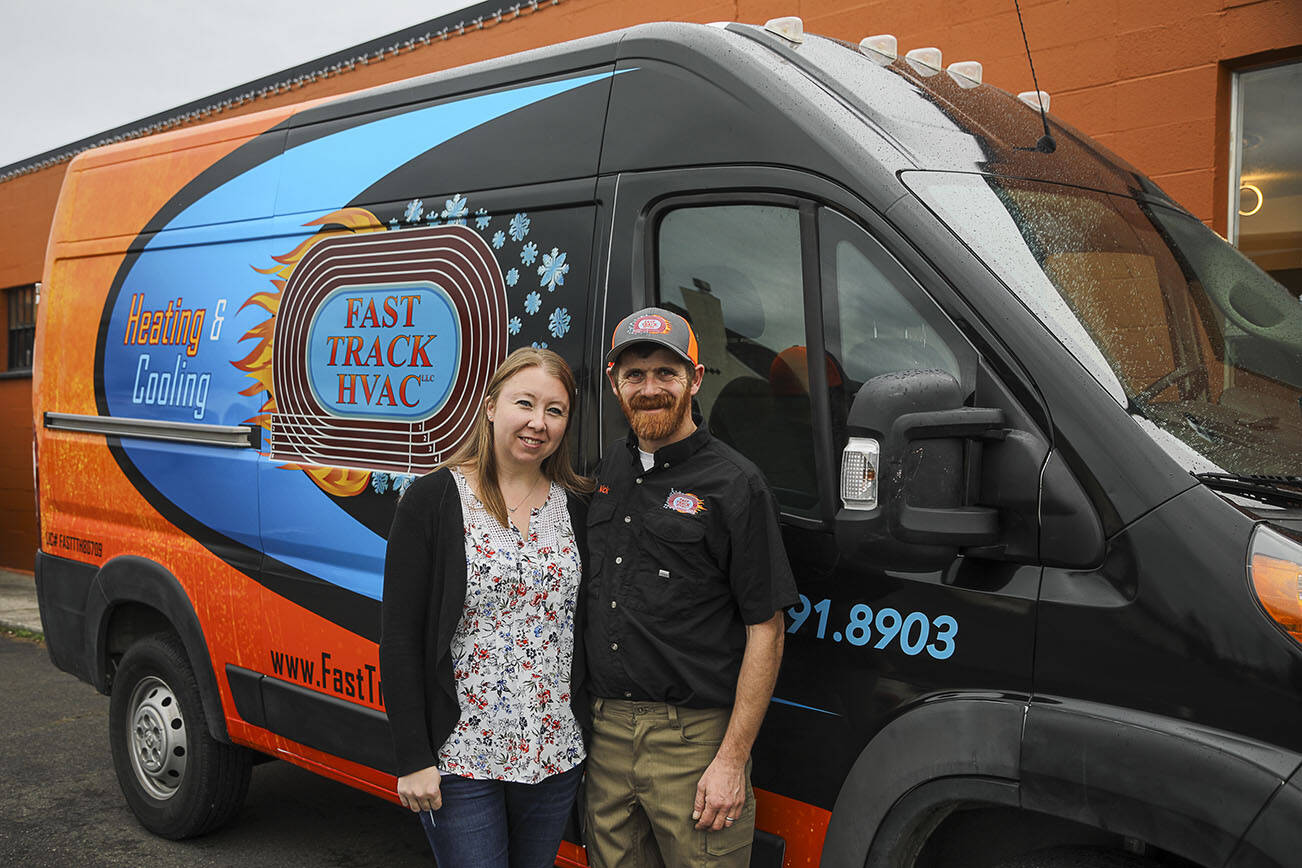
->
xmin=0 ymin=0 xmax=475 ymax=168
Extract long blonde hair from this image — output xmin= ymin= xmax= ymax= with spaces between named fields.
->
xmin=440 ymin=347 xmax=593 ymax=526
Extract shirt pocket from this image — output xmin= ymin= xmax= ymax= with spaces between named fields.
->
xmin=631 ymin=511 xmax=714 ymax=617
xmin=587 ymin=495 xmax=617 ymax=527
xmin=643 ymin=509 xmax=706 ymax=545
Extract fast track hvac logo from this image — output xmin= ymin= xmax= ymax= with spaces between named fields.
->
xmin=663 ymin=489 xmax=706 ymax=515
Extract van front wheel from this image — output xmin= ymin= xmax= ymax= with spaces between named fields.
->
xmin=109 ymin=633 xmax=252 ymax=838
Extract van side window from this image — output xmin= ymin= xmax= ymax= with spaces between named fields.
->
xmin=656 ymin=204 xmax=818 ymax=515
xmin=819 ymin=209 xmax=963 ymax=454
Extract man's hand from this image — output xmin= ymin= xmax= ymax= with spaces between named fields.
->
xmin=692 ymin=751 xmax=747 ymax=831
xmin=396 ymin=765 xmax=443 ymax=813
xmin=689 ymin=612 xmax=785 ymax=832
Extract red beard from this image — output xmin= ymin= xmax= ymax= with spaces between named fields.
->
xmin=620 ymin=387 xmax=692 ymax=443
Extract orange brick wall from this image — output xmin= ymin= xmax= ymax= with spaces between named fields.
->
xmin=0 ymin=0 xmax=1299 ymax=569
xmin=0 ymin=165 xmax=64 ymax=287
xmin=0 ymin=377 xmax=36 ymax=571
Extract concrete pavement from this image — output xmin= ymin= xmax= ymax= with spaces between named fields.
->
xmin=0 ymin=568 xmax=42 ymax=635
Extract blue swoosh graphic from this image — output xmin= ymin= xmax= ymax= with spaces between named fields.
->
xmin=771 ymin=697 xmax=841 ymax=716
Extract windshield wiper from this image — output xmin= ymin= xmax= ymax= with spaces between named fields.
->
xmin=1194 ymin=473 xmax=1302 ymax=508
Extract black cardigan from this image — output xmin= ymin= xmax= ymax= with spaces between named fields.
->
xmin=379 ymin=467 xmax=590 ymax=777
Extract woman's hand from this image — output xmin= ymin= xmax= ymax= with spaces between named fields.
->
xmin=396 ymin=765 xmax=443 ymax=813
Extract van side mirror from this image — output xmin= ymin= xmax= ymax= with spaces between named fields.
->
xmin=836 ymin=369 xmax=1005 ymax=571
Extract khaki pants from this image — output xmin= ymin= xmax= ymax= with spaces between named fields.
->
xmin=583 ymin=698 xmax=754 ymax=868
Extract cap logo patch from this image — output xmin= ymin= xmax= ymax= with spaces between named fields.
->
xmin=630 ymin=315 xmax=672 ymax=335
xmin=664 ymin=489 xmax=706 ymax=515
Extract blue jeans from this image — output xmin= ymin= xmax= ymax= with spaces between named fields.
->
xmin=418 ymin=763 xmax=583 ymax=868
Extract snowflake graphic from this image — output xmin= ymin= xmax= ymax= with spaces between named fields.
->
xmin=442 ymin=193 xmax=469 ymax=225
xmin=506 ymin=267 xmax=519 ymax=287
xmin=394 ymin=474 xmax=415 ymax=496
xmin=509 ymin=212 xmax=531 ymax=241
xmin=404 ymin=199 xmax=424 ymax=223
xmin=371 ymin=472 xmax=391 ymax=494
xmin=388 ymin=218 xmax=399 ymax=228
xmin=538 ymin=248 xmax=569 ymax=292
xmin=521 ymin=242 xmax=539 ymax=266
xmin=524 ymin=291 xmax=542 ymax=315
xmin=508 ymin=316 xmax=522 ymax=336
xmin=548 ymin=307 xmax=572 ymax=339
xmin=492 ymin=230 xmax=506 ymax=249
xmin=531 ymin=340 xmax=549 ymax=349
xmin=475 ymin=208 xmax=490 ymax=230
xmin=425 ymin=212 xmax=440 ymax=224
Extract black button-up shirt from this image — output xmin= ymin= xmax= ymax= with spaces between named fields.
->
xmin=584 ymin=422 xmax=798 ymax=708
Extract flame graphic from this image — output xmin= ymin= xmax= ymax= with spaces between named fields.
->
xmin=232 ymin=207 xmax=387 ymax=497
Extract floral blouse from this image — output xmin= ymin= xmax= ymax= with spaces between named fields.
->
xmin=437 ymin=469 xmax=585 ymax=783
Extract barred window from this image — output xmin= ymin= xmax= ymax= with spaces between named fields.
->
xmin=6 ymin=284 xmax=36 ymax=372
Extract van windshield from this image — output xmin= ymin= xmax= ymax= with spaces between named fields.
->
xmin=906 ymin=172 xmax=1302 ymax=477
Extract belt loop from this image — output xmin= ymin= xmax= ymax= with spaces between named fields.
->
xmin=593 ymin=696 xmax=604 ymax=715
xmin=667 ymin=703 xmax=680 ymax=729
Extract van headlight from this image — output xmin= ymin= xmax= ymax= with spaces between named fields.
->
xmin=1249 ymin=525 xmax=1302 ymax=646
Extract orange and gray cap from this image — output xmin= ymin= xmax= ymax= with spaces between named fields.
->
xmin=605 ymin=306 xmax=700 ymax=370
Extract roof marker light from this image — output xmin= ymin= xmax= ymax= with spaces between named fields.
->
xmin=764 ymin=16 xmax=805 ymax=44
xmin=859 ymin=34 xmax=898 ymax=65
xmin=1018 ymin=90 xmax=1051 ymax=113
xmin=905 ymin=46 xmax=943 ymax=76
xmin=947 ymin=60 xmax=983 ymax=88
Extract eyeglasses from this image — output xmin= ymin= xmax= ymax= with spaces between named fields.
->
xmin=616 ymin=366 xmax=687 ymax=387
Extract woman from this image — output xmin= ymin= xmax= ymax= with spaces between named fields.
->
xmin=380 ymin=347 xmax=593 ymax=867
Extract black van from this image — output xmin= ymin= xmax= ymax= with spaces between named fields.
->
xmin=36 ymin=16 xmax=1301 ymax=867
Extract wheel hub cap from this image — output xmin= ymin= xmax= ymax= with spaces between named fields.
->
xmin=126 ymin=675 xmax=188 ymax=800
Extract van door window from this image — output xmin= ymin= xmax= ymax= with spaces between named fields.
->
xmin=655 ymin=203 xmax=819 ymax=515
xmin=818 ymin=209 xmax=966 ymax=454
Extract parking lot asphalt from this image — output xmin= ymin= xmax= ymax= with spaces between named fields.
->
xmin=0 ymin=570 xmax=433 ymax=866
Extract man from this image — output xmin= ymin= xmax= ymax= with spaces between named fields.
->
xmin=583 ymin=306 xmax=798 ymax=867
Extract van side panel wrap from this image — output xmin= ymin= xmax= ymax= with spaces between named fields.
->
xmin=89 ymin=70 xmax=615 ymax=624
xmin=273 ymin=225 xmax=503 ymax=469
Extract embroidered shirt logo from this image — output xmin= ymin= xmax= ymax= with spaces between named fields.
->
xmin=664 ymin=489 xmax=706 ymax=515
xmin=598 ymin=484 xmax=610 ymax=495
xmin=629 ymin=315 xmax=672 ymax=335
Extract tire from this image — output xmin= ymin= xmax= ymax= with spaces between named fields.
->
xmin=108 ymin=632 xmax=252 ymax=839
xmin=993 ymin=848 xmax=1160 ymax=868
